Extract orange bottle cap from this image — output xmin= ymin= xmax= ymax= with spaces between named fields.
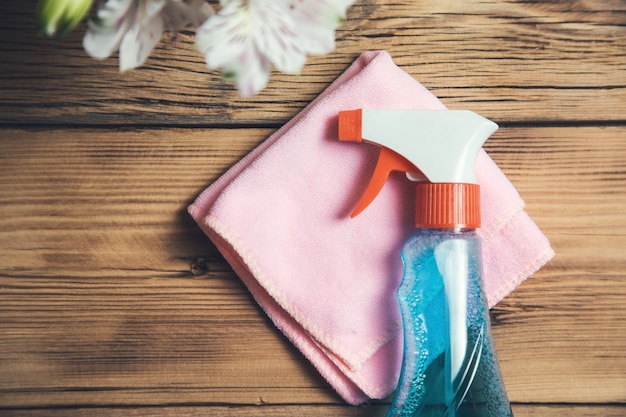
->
xmin=414 ymin=183 xmax=481 ymax=229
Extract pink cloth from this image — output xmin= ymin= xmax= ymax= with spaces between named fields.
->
xmin=188 ymin=51 xmax=554 ymax=405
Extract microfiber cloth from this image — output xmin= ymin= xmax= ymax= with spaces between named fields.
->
xmin=188 ymin=50 xmax=555 ymax=405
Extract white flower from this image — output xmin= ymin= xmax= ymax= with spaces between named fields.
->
xmin=289 ymin=0 xmax=355 ymax=54
xmin=78 ymin=0 xmax=354 ymax=94
xmin=196 ymin=0 xmax=355 ymax=96
xmin=84 ymin=0 xmax=213 ymax=72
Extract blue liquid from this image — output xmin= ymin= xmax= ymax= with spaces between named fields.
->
xmin=387 ymin=230 xmax=513 ymax=417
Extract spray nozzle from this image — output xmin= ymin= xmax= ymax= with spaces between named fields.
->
xmin=339 ymin=109 xmax=424 ymax=217
xmin=338 ymin=109 xmax=499 ymax=228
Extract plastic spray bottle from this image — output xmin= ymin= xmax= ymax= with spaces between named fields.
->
xmin=338 ymin=109 xmax=513 ymax=417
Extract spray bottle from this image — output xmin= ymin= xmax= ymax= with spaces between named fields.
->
xmin=338 ymin=109 xmax=513 ymax=417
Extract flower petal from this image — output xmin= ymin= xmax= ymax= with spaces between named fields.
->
xmin=142 ymin=0 xmax=167 ymax=22
xmin=290 ymin=0 xmax=355 ymax=55
xmin=197 ymin=0 xmax=307 ymax=74
xmin=83 ymin=0 xmax=135 ymax=59
xmin=119 ymin=10 xmax=165 ymax=71
xmin=161 ymin=0 xmax=214 ymax=31
xmin=195 ymin=0 xmax=251 ymax=68
xmin=225 ymin=48 xmax=271 ymax=96
xmin=250 ymin=0 xmax=306 ymax=74
xmin=196 ymin=0 xmax=355 ymax=95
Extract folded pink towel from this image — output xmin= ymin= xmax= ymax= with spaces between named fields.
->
xmin=188 ymin=50 xmax=555 ymax=405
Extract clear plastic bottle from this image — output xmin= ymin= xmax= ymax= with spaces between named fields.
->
xmin=387 ymin=229 xmax=513 ymax=417
xmin=336 ymin=108 xmax=512 ymax=416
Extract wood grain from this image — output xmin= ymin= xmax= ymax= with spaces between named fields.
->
xmin=1 ymin=405 xmax=625 ymax=417
xmin=5 ymin=404 xmax=624 ymax=417
xmin=1 ymin=0 xmax=624 ymax=415
xmin=0 ymin=127 xmax=624 ymax=411
xmin=1 ymin=0 xmax=624 ymax=126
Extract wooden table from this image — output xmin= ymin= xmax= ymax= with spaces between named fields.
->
xmin=1 ymin=1 xmax=624 ymax=416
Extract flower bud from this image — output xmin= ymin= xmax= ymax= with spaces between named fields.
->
xmin=37 ymin=0 xmax=93 ymax=37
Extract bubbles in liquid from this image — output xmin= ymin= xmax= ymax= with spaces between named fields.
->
xmin=387 ymin=231 xmax=513 ymax=417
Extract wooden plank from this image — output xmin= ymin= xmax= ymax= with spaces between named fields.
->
xmin=1 ymin=0 xmax=624 ymax=126
xmin=485 ymin=126 xmax=626 ymax=252
xmin=0 ymin=127 xmax=267 ymax=277
xmin=0 ymin=269 xmax=623 ymax=408
xmin=495 ymin=269 xmax=626 ymax=403
xmin=0 ymin=404 xmax=624 ymax=417
xmin=1 ymin=126 xmax=623 ymax=276
xmin=0 ymin=126 xmax=624 ymax=408
xmin=486 ymin=126 xmax=626 ymax=402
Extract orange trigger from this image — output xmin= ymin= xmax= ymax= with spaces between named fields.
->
xmin=351 ymin=147 xmax=419 ymax=217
